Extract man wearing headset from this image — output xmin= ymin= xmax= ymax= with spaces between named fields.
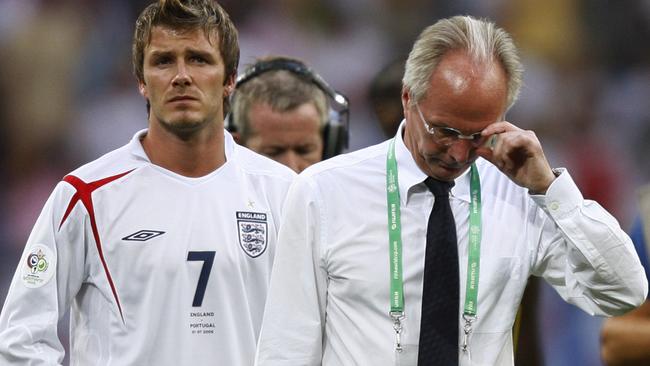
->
xmin=228 ymin=56 xmax=349 ymax=173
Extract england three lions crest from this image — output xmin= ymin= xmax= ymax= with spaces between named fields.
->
xmin=236 ymin=211 xmax=268 ymax=258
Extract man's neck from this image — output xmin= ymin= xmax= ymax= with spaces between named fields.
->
xmin=141 ymin=121 xmax=226 ymax=177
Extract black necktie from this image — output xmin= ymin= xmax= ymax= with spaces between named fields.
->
xmin=418 ymin=177 xmax=459 ymax=365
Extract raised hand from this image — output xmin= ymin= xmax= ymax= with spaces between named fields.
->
xmin=476 ymin=121 xmax=556 ymax=194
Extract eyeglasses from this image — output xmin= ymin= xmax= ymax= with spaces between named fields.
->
xmin=414 ymin=102 xmax=486 ymax=147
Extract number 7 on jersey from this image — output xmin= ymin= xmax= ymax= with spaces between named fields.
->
xmin=187 ymin=251 xmax=215 ymax=307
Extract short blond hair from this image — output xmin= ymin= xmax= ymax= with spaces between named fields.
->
xmin=403 ymin=15 xmax=523 ymax=110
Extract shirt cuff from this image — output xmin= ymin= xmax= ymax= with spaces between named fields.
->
xmin=530 ymin=168 xmax=583 ymax=219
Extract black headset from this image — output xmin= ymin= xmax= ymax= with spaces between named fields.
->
xmin=226 ymin=58 xmax=350 ymax=159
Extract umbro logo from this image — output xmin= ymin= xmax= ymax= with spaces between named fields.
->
xmin=122 ymin=230 xmax=165 ymax=242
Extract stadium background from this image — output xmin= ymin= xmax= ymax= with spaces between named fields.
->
xmin=1 ymin=1 xmax=649 ymax=364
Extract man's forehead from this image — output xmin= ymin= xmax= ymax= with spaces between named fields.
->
xmin=422 ymin=55 xmax=506 ymax=111
xmin=434 ymin=53 xmax=502 ymax=93
xmin=146 ymin=25 xmax=219 ymax=48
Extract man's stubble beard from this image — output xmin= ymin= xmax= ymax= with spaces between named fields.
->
xmin=155 ymin=109 xmax=219 ymax=141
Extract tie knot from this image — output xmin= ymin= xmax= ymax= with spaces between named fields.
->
xmin=424 ymin=177 xmax=454 ymax=197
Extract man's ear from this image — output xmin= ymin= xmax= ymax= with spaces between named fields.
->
xmin=401 ymin=87 xmax=410 ymax=112
xmin=138 ymin=81 xmax=148 ymax=99
xmin=231 ymin=131 xmax=242 ymax=144
xmin=224 ymin=85 xmax=234 ymax=98
xmin=224 ymin=74 xmax=236 ymax=97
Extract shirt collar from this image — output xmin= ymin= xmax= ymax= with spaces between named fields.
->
xmin=130 ymin=129 xmax=150 ymax=161
xmin=393 ymin=121 xmax=472 ymax=204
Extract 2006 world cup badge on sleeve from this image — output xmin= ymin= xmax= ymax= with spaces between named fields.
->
xmin=21 ymin=244 xmax=56 ymax=288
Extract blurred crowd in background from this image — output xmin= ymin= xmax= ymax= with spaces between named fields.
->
xmin=1 ymin=0 xmax=649 ymax=365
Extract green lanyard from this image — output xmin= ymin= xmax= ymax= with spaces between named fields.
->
xmin=386 ymin=138 xmax=482 ymax=353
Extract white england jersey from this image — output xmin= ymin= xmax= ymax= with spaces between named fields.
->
xmin=0 ymin=129 xmax=295 ymax=365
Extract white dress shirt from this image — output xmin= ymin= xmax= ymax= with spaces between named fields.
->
xmin=255 ymin=123 xmax=647 ymax=366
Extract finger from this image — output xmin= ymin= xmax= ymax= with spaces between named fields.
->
xmin=477 ymin=131 xmax=510 ymax=172
xmin=484 ymin=134 xmax=498 ymax=150
xmin=475 ymin=135 xmax=496 ymax=159
xmin=481 ymin=121 xmax=519 ymax=136
xmin=475 ymin=145 xmax=494 ymax=161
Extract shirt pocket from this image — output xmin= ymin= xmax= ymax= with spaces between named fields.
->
xmin=466 ymin=256 xmax=523 ymax=333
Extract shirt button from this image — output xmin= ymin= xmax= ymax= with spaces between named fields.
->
xmin=550 ymin=201 xmax=560 ymax=211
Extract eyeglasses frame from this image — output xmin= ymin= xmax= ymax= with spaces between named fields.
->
xmin=414 ymin=102 xmax=486 ymax=147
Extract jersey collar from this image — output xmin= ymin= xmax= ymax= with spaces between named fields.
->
xmin=128 ymin=128 xmax=237 ymax=162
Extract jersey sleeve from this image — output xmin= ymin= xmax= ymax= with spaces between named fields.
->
xmin=0 ymin=182 xmax=87 ymax=365
xmin=531 ymin=170 xmax=648 ymax=316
